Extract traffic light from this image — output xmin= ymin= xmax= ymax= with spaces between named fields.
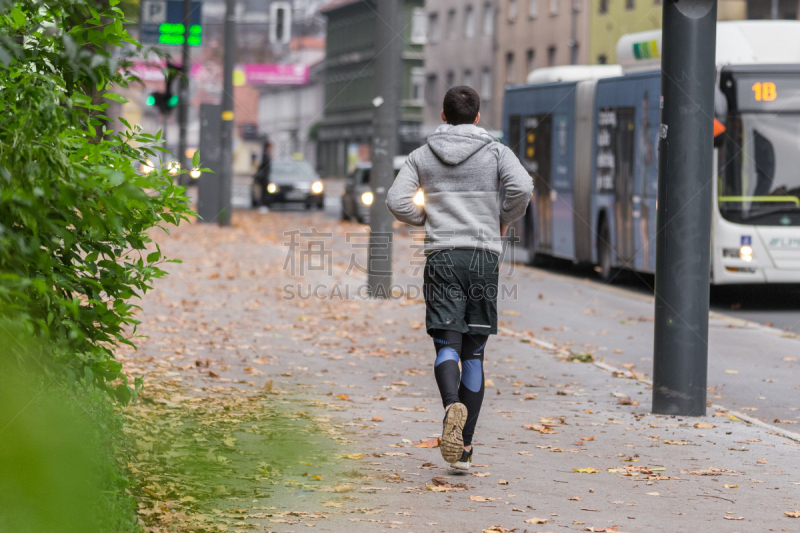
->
xmin=270 ymin=2 xmax=291 ymax=44
xmin=146 ymin=64 xmax=180 ymax=115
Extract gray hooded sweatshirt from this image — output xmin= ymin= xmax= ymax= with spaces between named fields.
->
xmin=386 ymin=124 xmax=533 ymax=255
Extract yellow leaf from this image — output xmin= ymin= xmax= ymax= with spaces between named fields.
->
xmin=723 ymin=484 xmax=738 ymax=489
xmin=785 ymin=511 xmax=800 ymax=518
xmin=340 ymin=453 xmax=364 ymax=460
xmin=572 ymin=467 xmax=598 ymax=474
xmin=524 ymin=517 xmax=548 ymax=524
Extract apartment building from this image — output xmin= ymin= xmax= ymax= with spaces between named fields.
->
xmin=492 ymin=0 xmax=662 ymax=122
xmin=423 ymin=1 xmax=501 ymax=133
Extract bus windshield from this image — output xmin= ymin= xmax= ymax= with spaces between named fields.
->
xmin=718 ymin=113 xmax=800 ymax=226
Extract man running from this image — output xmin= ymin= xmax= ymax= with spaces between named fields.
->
xmin=386 ymin=86 xmax=532 ymax=470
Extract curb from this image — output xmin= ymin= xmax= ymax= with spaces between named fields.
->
xmin=501 ymin=326 xmax=800 ymax=444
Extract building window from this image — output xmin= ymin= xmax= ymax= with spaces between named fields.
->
xmin=626 ymin=0 xmax=635 ymax=8
xmin=464 ymin=69 xmax=474 ymax=88
xmin=599 ymin=0 xmax=608 ymax=14
xmin=464 ymin=5 xmax=475 ymax=37
xmin=483 ymin=3 xmax=495 ymax=35
xmin=446 ymin=70 xmax=455 ymax=88
xmin=410 ymin=67 xmax=425 ymax=103
xmin=570 ymin=42 xmax=578 ymax=64
xmin=481 ymin=67 xmax=492 ymax=99
xmin=447 ymin=9 xmax=458 ymax=40
xmin=526 ymin=49 xmax=535 ymax=77
xmin=548 ymin=46 xmax=556 ymax=66
xmin=597 ymin=54 xmax=608 ymax=64
xmin=411 ymin=8 xmax=427 ymax=44
xmin=550 ymin=0 xmax=558 ymax=15
xmin=509 ymin=0 xmax=518 ymax=21
xmin=529 ymin=0 xmax=539 ymax=18
xmin=428 ymin=12 xmax=441 ymax=43
xmin=426 ymin=74 xmax=439 ymax=106
xmin=506 ymin=52 xmax=515 ymax=84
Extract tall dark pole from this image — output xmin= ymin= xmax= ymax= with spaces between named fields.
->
xmin=178 ymin=0 xmax=191 ymax=182
xmin=218 ymin=0 xmax=236 ymax=227
xmin=368 ymin=0 xmax=402 ymax=297
xmin=652 ymin=0 xmax=717 ymax=416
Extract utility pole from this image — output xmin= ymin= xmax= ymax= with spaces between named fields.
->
xmin=771 ymin=0 xmax=779 ymax=19
xmin=652 ymin=0 xmax=717 ymax=416
xmin=178 ymin=0 xmax=191 ymax=183
xmin=218 ymin=0 xmax=236 ymax=227
xmin=368 ymin=0 xmax=402 ymax=298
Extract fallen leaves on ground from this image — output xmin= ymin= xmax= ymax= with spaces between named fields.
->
xmin=785 ymin=511 xmax=800 ymax=518
xmin=573 ymin=467 xmax=599 ymax=474
xmin=694 ymin=422 xmax=715 ymax=429
xmin=414 ymin=438 xmax=440 ymax=448
xmin=471 ymin=495 xmax=502 ymax=502
xmin=524 ymin=424 xmax=558 ymax=434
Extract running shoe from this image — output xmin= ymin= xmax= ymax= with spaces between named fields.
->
xmin=440 ymin=403 xmax=467 ymax=464
xmin=450 ymin=447 xmax=473 ymax=470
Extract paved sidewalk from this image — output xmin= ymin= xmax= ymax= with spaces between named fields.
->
xmin=125 ymin=210 xmax=800 ymax=533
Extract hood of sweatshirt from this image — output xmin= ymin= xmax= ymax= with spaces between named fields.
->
xmin=427 ymin=124 xmax=495 ymax=166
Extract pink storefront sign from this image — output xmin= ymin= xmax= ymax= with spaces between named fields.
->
xmin=243 ymin=64 xmax=309 ymax=85
xmin=127 ymin=61 xmax=308 ymax=86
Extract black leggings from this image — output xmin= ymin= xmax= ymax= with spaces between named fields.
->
xmin=431 ymin=329 xmax=488 ymax=447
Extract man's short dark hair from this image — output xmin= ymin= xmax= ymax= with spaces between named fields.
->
xmin=442 ymin=86 xmax=481 ymax=126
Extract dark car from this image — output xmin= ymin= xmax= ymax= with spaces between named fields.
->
xmin=252 ymin=159 xmax=324 ymax=209
xmin=341 ymin=156 xmax=407 ymax=223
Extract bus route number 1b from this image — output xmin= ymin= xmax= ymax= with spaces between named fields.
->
xmin=752 ymin=82 xmax=777 ymax=102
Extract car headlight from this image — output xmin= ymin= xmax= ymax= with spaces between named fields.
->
xmin=267 ymin=183 xmax=278 ymax=194
xmin=311 ymin=181 xmax=324 ymax=194
xmin=413 ymin=189 xmax=425 ymax=206
xmin=361 ymin=191 xmax=374 ymax=205
xmin=740 ymin=245 xmax=753 ymax=262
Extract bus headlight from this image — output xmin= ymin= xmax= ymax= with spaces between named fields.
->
xmin=267 ymin=183 xmax=278 ymax=194
xmin=361 ymin=191 xmax=374 ymax=205
xmin=413 ymin=189 xmax=425 ymax=206
xmin=311 ymin=181 xmax=324 ymax=194
xmin=740 ymin=245 xmax=753 ymax=262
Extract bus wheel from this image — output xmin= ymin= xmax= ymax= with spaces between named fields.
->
xmin=597 ymin=225 xmax=613 ymax=282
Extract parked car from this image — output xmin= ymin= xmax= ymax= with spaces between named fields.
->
xmin=251 ymin=159 xmax=324 ymax=209
xmin=341 ymin=156 xmax=407 ymax=223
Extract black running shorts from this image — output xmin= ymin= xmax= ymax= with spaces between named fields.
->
xmin=423 ymin=249 xmax=499 ymax=336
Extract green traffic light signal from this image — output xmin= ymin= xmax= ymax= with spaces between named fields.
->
xmin=146 ymin=95 xmax=156 ymax=106
xmin=168 ymin=94 xmax=179 ymax=107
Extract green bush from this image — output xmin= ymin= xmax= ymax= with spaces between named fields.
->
xmin=0 ymin=0 xmax=192 ymax=403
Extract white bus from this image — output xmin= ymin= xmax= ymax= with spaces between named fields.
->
xmin=503 ymin=21 xmax=800 ymax=284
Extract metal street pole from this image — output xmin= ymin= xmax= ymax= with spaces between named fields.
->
xmin=652 ymin=0 xmax=718 ymax=416
xmin=368 ymin=0 xmax=402 ymax=298
xmin=771 ymin=0 xmax=779 ymax=20
xmin=178 ymin=0 xmax=191 ymax=183
xmin=218 ymin=0 xmax=236 ymax=227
